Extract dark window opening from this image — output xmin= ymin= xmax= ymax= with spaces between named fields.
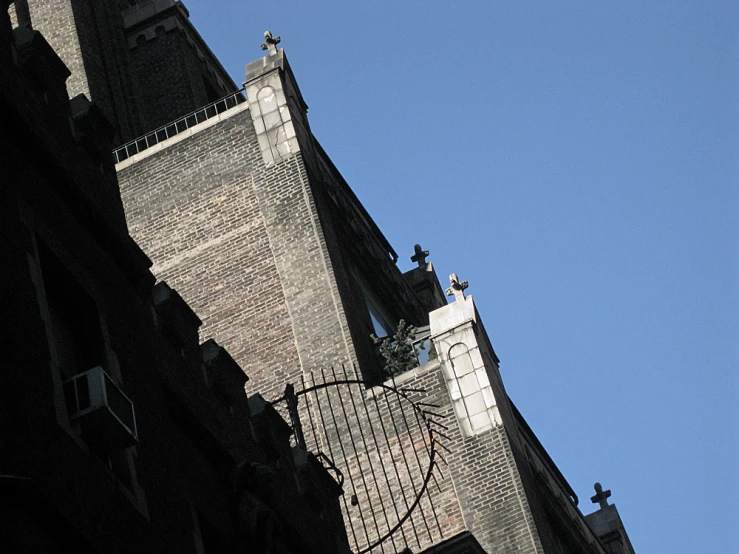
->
xmin=37 ymin=240 xmax=105 ymax=380
xmin=37 ymin=240 xmax=135 ymax=486
xmin=203 ymin=76 xmax=222 ymax=103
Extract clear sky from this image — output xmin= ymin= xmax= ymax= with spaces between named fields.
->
xmin=183 ymin=1 xmax=737 ymax=552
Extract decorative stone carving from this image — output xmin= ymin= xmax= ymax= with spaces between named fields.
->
xmin=445 ymin=273 xmax=468 ymax=302
xmin=590 ymin=482 xmax=612 ymax=509
xmin=260 ymin=30 xmax=281 ymax=56
xmin=410 ymin=244 xmax=429 ymax=267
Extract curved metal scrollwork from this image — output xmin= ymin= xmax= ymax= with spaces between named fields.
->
xmin=273 ymin=366 xmax=448 ymax=554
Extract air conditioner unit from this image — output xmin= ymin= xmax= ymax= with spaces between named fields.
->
xmin=63 ymin=366 xmax=138 ymax=453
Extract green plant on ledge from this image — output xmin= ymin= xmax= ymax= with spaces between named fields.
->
xmin=372 ymin=319 xmax=423 ymax=380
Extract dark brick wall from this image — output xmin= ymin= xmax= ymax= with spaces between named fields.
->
xmin=128 ymin=26 xmax=214 ymax=132
xmin=113 ymin=36 xmax=613 ymax=554
xmin=288 ymin=365 xmax=467 ymax=554
xmin=248 ymin=146 xmax=356 ymax=377
xmin=300 ymin=155 xmax=410 ymax=382
xmin=301 ymin=144 xmax=431 ymax=381
xmin=13 ymin=1 xmax=240 ymax=143
xmin=449 ymin=422 xmax=544 ymax=552
xmin=23 ymin=0 xmax=85 ymax=93
xmin=123 ymin=2 xmax=238 ymax=135
xmin=23 ymin=0 xmax=144 ymax=143
xmin=3 ymin=4 xmax=622 ymax=552
xmin=118 ymin=108 xmax=305 ymax=402
xmin=1 ymin=21 xmax=348 ymax=553
xmin=384 ymin=366 xmax=470 ymax=549
xmin=292 ymin=356 xmax=561 ymax=554
xmin=118 ymin=96 xmax=421 ymax=401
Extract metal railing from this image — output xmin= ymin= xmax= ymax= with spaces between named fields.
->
xmin=272 ymin=365 xmax=448 ymax=554
xmin=112 ymin=88 xmax=246 ymax=164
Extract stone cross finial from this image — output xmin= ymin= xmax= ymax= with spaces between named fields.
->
xmin=445 ymin=273 xmax=468 ymax=301
xmin=591 ymin=482 xmax=612 ymax=509
xmin=260 ymin=30 xmax=281 ymax=56
xmin=410 ymin=244 xmax=429 ymax=267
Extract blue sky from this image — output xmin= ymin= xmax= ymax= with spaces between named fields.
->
xmin=184 ymin=2 xmax=736 ymax=551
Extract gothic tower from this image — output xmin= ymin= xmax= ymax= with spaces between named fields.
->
xmin=9 ymin=0 xmax=237 ymax=143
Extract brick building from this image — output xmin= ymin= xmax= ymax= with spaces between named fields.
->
xmin=4 ymin=1 xmax=636 ymax=553
xmin=1 ymin=4 xmax=349 ymax=553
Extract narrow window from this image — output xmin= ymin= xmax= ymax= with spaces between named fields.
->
xmin=37 ymin=240 xmax=105 ymax=380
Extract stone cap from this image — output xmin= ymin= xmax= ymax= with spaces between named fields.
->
xmin=70 ymin=94 xmax=116 ymax=163
xmin=245 ymin=46 xmax=285 ymax=81
xmin=403 ymin=260 xmax=447 ymax=313
xmin=245 ymin=46 xmax=308 ymax=115
xmin=201 ymin=339 xmax=248 ymax=408
xmin=152 ymin=282 xmax=202 ymax=350
xmin=12 ymin=26 xmax=70 ymax=96
xmin=430 ymin=274 xmax=477 ymax=336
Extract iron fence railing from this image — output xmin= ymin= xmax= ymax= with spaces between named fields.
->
xmin=272 ymin=365 xmax=449 ymax=554
xmin=112 ymin=88 xmax=246 ymax=164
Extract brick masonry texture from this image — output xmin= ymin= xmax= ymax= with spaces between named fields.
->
xmin=4 ymin=4 xmax=632 ymax=552
xmin=395 ymin=362 xmax=544 ymax=554
xmin=17 ymin=1 xmax=237 ymax=146
xmin=290 ymin=364 xmax=466 ymax=554
xmin=118 ymin=106 xmax=357 ymax=402
xmin=116 ymin=94 xmax=574 ymax=554
xmin=1 ymin=22 xmax=348 ymax=549
xmin=297 ymin=353 xmax=555 ymax=554
xmin=114 ymin=42 xmax=616 ymax=554
xmin=119 ymin=109 xmax=295 ymax=402
xmin=22 ymin=0 xmax=144 ymax=143
xmin=117 ymin=101 xmax=467 ymax=551
xmin=128 ymin=26 xmax=216 ymax=132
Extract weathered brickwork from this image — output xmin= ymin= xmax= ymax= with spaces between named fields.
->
xmin=122 ymin=0 xmax=237 ymax=133
xmin=116 ymin=54 xmax=604 ymax=553
xmin=119 ymin=107 xmax=300 ymax=402
xmin=21 ymin=0 xmax=144 ymax=143
xmin=4 ymin=3 xmax=637 ymax=552
xmin=371 ymin=360 xmax=545 ymax=554
xmin=251 ymin=150 xmax=361 ymax=374
xmin=23 ymin=0 xmax=87 ymax=96
xmin=304 ymin=142 xmax=433 ymax=370
xmin=127 ymin=26 xmax=219 ymax=131
xmin=1 ymin=19 xmax=349 ymax=550
xmin=291 ymin=365 xmax=466 ymax=553
xmin=119 ymin=104 xmax=379 ymax=407
xmin=301 ymin=152 xmax=422 ymax=381
xmin=15 ymin=0 xmax=239 ymax=145
xmin=450 ymin=421 xmax=544 ymax=552
xmin=388 ymin=365 xmax=470 ymax=547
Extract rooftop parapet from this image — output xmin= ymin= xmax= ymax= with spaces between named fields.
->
xmin=112 ymin=87 xmax=245 ymax=164
xmin=585 ymin=484 xmax=637 ymax=554
xmin=403 ymin=244 xmax=448 ymax=313
xmin=244 ymin=31 xmax=310 ymax=166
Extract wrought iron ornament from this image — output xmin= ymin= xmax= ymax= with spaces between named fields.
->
xmin=272 ymin=365 xmax=449 ymax=553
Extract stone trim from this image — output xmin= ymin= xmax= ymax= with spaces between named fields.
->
xmin=114 ymin=102 xmax=249 ymax=170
